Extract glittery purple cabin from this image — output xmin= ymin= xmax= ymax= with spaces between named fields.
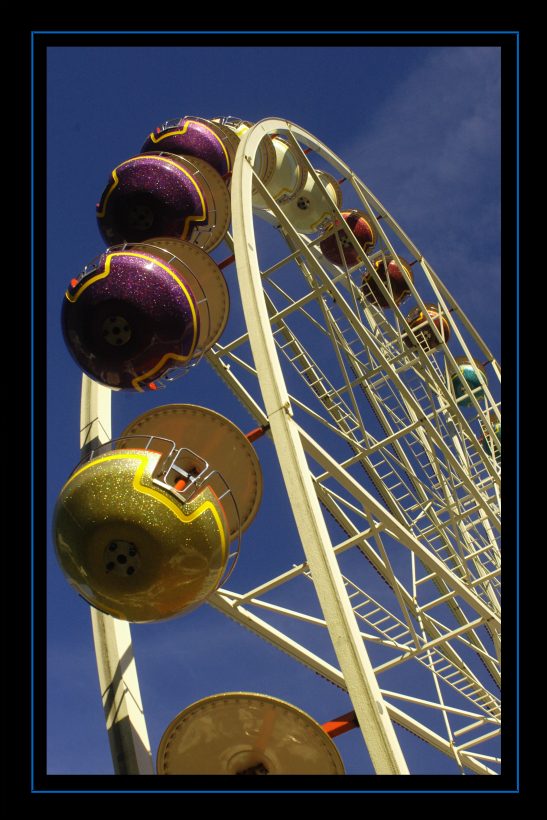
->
xmin=62 ymin=250 xmax=200 ymax=391
xmin=96 ymin=154 xmax=208 ymax=246
xmin=141 ymin=118 xmax=231 ymax=177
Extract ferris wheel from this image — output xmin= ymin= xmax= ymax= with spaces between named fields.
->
xmin=54 ymin=116 xmax=501 ymax=777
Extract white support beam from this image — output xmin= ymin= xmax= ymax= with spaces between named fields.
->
xmin=80 ymin=376 xmax=154 ymax=775
xmin=255 ymin=128 xmax=501 ymax=498
xmin=299 ymin=425 xmax=500 ymax=628
xmin=232 ymin=121 xmax=411 ymax=775
xmin=90 ymin=608 xmax=154 ymax=775
xmin=208 ymin=591 xmax=496 ymax=775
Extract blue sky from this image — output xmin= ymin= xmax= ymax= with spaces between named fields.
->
xmin=45 ymin=39 xmax=503 ymax=780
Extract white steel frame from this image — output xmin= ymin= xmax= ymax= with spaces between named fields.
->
xmin=80 ymin=376 xmax=154 ymax=775
xmin=80 ymin=118 xmax=501 ymax=776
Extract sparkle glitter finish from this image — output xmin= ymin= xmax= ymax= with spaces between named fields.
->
xmin=53 ymin=449 xmax=230 ymax=622
xmin=129 ymin=238 xmax=230 ymax=351
xmin=141 ymin=118 xmax=231 ymax=177
xmin=157 ymin=692 xmax=346 ymax=775
xmin=120 ymin=404 xmax=263 ymax=537
xmin=96 ymin=154 xmax=208 ymax=246
xmin=320 ymin=210 xmax=376 ymax=267
xmin=164 ymin=154 xmax=231 ymax=253
xmin=192 ymin=116 xmax=241 ymax=167
xmin=362 ymin=255 xmax=414 ymax=308
xmin=62 ymin=250 xmax=200 ymax=391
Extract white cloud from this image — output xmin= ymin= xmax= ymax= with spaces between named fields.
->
xmin=340 ymin=46 xmax=501 ymax=350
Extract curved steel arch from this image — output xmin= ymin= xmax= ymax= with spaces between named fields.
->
xmin=80 ymin=117 xmax=501 ymax=776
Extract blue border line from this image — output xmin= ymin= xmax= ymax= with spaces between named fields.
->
xmin=38 ymin=31 xmax=514 ymax=791
xmin=30 ymin=29 xmax=35 ymax=794
xmin=33 ymin=29 xmax=519 ymax=34
xmin=515 ymin=31 xmax=520 ymax=793
xmin=33 ymin=789 xmax=519 ymax=795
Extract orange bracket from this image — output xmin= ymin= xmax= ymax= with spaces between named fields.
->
xmin=322 ymin=711 xmax=359 ymax=738
xmin=218 ymin=254 xmax=236 ymax=270
xmin=245 ymin=425 xmax=270 ymax=444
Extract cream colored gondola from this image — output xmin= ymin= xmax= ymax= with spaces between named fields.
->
xmin=278 ymin=169 xmax=342 ymax=234
xmin=157 ymin=693 xmax=345 ymax=775
xmin=211 ymin=115 xmax=277 ymax=193
xmin=252 ymin=135 xmax=308 ymax=208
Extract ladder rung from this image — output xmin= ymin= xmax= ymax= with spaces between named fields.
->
xmin=369 ymin=616 xmax=391 ymax=627
xmin=383 ymin=623 xmax=404 ymax=635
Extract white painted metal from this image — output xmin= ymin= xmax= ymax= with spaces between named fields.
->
xmin=75 ymin=116 xmax=500 ymax=777
xmin=80 ymin=376 xmax=154 ymax=774
xmin=204 ymin=118 xmax=500 ymax=774
xmin=209 ymin=590 xmax=496 ymax=775
xmin=232 ymin=123 xmax=409 ymax=775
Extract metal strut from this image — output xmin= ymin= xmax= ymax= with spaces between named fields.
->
xmin=80 ymin=376 xmax=154 ymax=775
xmin=231 ymin=119 xmax=410 ymax=775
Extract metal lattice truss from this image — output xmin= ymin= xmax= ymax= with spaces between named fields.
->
xmin=204 ymin=120 xmax=501 ymax=775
